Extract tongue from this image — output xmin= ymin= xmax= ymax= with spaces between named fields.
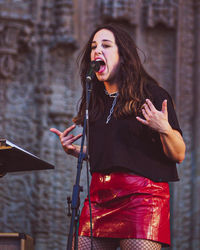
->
xmin=98 ymin=65 xmax=106 ymax=73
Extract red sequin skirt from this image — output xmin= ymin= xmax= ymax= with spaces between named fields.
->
xmin=78 ymin=172 xmax=170 ymax=246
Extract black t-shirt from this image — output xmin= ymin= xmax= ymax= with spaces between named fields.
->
xmin=88 ymin=84 xmax=182 ymax=182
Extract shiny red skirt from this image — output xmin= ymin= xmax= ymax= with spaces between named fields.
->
xmin=78 ymin=172 xmax=170 ymax=247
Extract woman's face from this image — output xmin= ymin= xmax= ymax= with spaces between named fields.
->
xmin=90 ymin=29 xmax=120 ymax=83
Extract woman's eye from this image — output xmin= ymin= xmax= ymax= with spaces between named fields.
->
xmin=91 ymin=44 xmax=111 ymax=50
xmin=103 ymin=44 xmax=110 ymax=48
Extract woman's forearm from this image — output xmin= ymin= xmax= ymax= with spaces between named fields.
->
xmin=160 ymin=127 xmax=186 ymax=163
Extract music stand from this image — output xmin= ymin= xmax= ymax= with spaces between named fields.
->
xmin=0 ymin=139 xmax=54 ymax=177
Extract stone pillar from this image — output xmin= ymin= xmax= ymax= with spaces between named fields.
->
xmin=192 ymin=0 xmax=200 ymax=249
xmin=173 ymin=0 xmax=195 ymax=249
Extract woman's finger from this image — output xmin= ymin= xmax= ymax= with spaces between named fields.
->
xmin=70 ymin=133 xmax=82 ymax=142
xmin=142 ymin=108 xmax=150 ymax=121
xmin=50 ymin=128 xmax=62 ymax=136
xmin=69 ymin=145 xmax=76 ymax=149
xmin=62 ymin=124 xmax=76 ymax=137
xmin=146 ymin=99 xmax=156 ymax=112
xmin=61 ymin=134 xmax=74 ymax=143
xmin=63 ymin=143 xmax=76 ymax=150
xmin=62 ymin=134 xmax=82 ymax=145
xmin=162 ymin=100 xmax=168 ymax=115
xmin=143 ymin=104 xmax=151 ymax=117
xmin=136 ymin=116 xmax=148 ymax=125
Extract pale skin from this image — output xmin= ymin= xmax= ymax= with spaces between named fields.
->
xmin=136 ymin=99 xmax=185 ymax=163
xmin=50 ymin=29 xmax=186 ymax=164
xmin=50 ymin=124 xmax=86 ymax=158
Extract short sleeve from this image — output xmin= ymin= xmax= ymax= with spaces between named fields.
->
xmin=149 ymin=84 xmax=182 ymax=135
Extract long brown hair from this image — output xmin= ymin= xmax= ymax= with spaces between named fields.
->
xmin=73 ymin=23 xmax=158 ymax=125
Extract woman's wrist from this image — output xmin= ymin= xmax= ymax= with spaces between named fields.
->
xmin=159 ymin=122 xmax=173 ymax=136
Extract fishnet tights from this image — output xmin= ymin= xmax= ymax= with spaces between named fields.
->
xmin=72 ymin=236 xmax=162 ymax=250
xmin=120 ymin=238 xmax=162 ymax=250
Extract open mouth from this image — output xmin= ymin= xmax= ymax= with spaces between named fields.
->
xmin=95 ymin=58 xmax=106 ymax=73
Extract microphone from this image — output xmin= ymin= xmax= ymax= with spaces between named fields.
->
xmin=86 ymin=60 xmax=104 ymax=82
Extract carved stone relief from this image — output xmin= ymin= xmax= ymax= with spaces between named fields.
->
xmin=99 ymin=0 xmax=140 ymax=25
xmin=143 ymin=0 xmax=178 ymax=28
xmin=0 ymin=22 xmax=33 ymax=79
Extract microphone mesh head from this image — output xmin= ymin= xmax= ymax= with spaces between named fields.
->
xmin=90 ymin=61 xmax=101 ymax=72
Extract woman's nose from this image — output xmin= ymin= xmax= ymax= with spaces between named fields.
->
xmin=94 ymin=46 xmax=102 ymax=55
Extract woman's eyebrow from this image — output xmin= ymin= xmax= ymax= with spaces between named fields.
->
xmin=91 ymin=39 xmax=113 ymax=43
xmin=102 ymin=39 xmax=113 ymax=43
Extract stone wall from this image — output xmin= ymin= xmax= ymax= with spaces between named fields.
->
xmin=0 ymin=0 xmax=199 ymax=249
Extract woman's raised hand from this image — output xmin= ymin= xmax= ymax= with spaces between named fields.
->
xmin=50 ymin=124 xmax=82 ymax=157
xmin=136 ymin=99 xmax=171 ymax=134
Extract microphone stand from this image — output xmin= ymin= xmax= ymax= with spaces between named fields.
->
xmin=67 ymin=76 xmax=93 ymax=250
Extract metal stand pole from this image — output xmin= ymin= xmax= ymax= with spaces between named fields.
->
xmin=67 ymin=80 xmax=92 ymax=250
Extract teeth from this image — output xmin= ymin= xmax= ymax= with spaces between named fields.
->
xmin=95 ymin=59 xmax=105 ymax=65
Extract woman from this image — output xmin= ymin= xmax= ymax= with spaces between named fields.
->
xmin=50 ymin=24 xmax=185 ymax=250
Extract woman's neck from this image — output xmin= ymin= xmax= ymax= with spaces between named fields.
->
xmin=104 ymin=82 xmax=118 ymax=94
